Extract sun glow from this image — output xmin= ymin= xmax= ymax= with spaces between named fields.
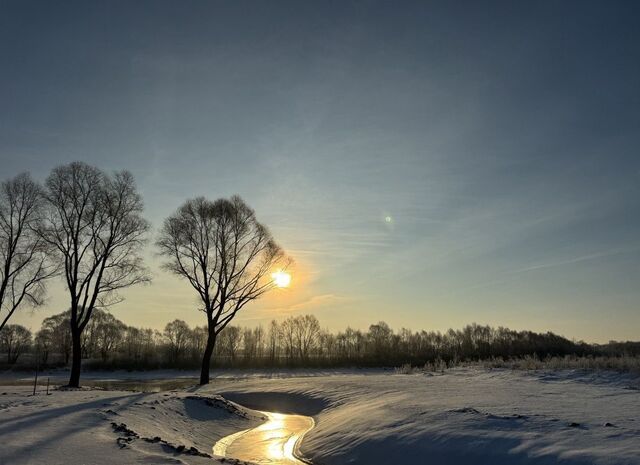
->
xmin=271 ymin=270 xmax=291 ymax=287
xmin=272 ymin=271 xmax=291 ymax=288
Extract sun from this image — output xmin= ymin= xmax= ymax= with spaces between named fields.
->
xmin=272 ymin=271 xmax=291 ymax=288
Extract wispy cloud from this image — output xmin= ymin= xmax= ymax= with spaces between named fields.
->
xmin=508 ymin=247 xmax=640 ymax=275
xmin=253 ymin=293 xmax=346 ymax=318
xmin=447 ymin=246 xmax=640 ymax=297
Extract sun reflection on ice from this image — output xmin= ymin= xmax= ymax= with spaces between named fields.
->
xmin=213 ymin=410 xmax=314 ymax=464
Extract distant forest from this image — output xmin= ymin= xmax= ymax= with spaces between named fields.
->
xmin=1 ymin=310 xmax=638 ymax=371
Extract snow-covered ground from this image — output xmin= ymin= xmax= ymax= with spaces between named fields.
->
xmin=212 ymin=369 xmax=640 ymax=465
xmin=0 ymin=385 xmax=264 ymax=465
xmin=1 ymin=368 xmax=639 ymax=465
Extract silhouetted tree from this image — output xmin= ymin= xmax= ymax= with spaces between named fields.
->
xmin=217 ymin=325 xmax=242 ymax=361
xmin=41 ymin=162 xmax=149 ymax=387
xmin=41 ymin=311 xmax=71 ymax=364
xmin=191 ymin=326 xmax=208 ymax=362
xmin=243 ymin=325 xmax=264 ymax=363
xmin=35 ymin=325 xmax=53 ymax=364
xmin=122 ymin=326 xmax=157 ymax=364
xmin=163 ymin=319 xmax=191 ymax=365
xmin=157 ymin=195 xmax=288 ymax=384
xmin=281 ymin=314 xmax=320 ymax=363
xmin=0 ymin=324 xmax=32 ymax=364
xmin=368 ymin=321 xmax=393 ymax=360
xmin=267 ymin=319 xmax=281 ymax=363
xmin=90 ymin=309 xmax=126 ymax=362
xmin=0 ymin=173 xmax=57 ymax=331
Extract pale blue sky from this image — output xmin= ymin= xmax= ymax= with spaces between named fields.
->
xmin=2 ymin=1 xmax=639 ymax=342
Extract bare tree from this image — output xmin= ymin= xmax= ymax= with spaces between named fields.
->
xmin=123 ymin=326 xmax=157 ymax=363
xmin=217 ymin=325 xmax=242 ymax=361
xmin=293 ymin=314 xmax=320 ymax=362
xmin=280 ymin=315 xmax=320 ymax=363
xmin=41 ymin=162 xmax=149 ymax=387
xmin=243 ymin=325 xmax=264 ymax=362
xmin=0 ymin=173 xmax=57 ymax=331
xmin=0 ymin=324 xmax=32 ymax=364
xmin=191 ymin=326 xmax=208 ymax=362
xmin=280 ymin=317 xmax=297 ymax=362
xmin=35 ymin=324 xmax=53 ymax=365
xmin=267 ymin=319 xmax=281 ymax=363
xmin=92 ymin=310 xmax=126 ymax=362
xmin=157 ymin=195 xmax=288 ymax=384
xmin=163 ymin=319 xmax=191 ymax=364
xmin=41 ymin=311 xmax=72 ymax=364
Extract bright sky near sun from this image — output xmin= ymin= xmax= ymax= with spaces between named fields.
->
xmin=1 ymin=1 xmax=640 ymax=342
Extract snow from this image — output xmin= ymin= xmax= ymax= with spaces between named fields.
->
xmin=211 ymin=368 xmax=640 ymax=465
xmin=1 ymin=368 xmax=639 ymax=465
xmin=0 ymin=386 xmax=262 ymax=465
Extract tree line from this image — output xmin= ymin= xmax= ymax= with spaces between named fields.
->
xmin=0 ymin=162 xmax=287 ymax=385
xmin=2 ymin=163 xmax=636 ymax=382
xmin=2 ymin=313 xmax=637 ymax=370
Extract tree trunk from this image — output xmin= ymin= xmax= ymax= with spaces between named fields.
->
xmin=199 ymin=330 xmax=216 ymax=385
xmin=69 ymin=325 xmax=82 ymax=388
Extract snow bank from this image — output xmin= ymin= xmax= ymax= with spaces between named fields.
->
xmin=208 ymin=368 xmax=640 ymax=465
xmin=0 ymin=386 xmax=262 ymax=465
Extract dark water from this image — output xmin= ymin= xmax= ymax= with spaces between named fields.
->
xmin=82 ymin=378 xmax=199 ymax=392
xmin=0 ymin=376 xmax=199 ymax=392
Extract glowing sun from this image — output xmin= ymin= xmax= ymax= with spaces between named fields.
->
xmin=272 ymin=271 xmax=291 ymax=288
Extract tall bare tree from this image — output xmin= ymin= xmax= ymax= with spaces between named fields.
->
xmin=42 ymin=162 xmax=149 ymax=387
xmin=0 ymin=173 xmax=57 ymax=331
xmin=157 ymin=195 xmax=288 ymax=384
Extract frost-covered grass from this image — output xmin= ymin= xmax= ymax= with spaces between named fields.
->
xmin=482 ymin=354 xmax=640 ymax=372
xmin=396 ymin=355 xmax=640 ymax=374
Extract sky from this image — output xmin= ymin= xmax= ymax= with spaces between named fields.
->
xmin=1 ymin=1 xmax=639 ymax=343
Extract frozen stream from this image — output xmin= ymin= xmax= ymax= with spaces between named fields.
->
xmin=213 ymin=410 xmax=314 ymax=465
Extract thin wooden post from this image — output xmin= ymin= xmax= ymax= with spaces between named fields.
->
xmin=46 ymin=377 xmax=50 ymax=395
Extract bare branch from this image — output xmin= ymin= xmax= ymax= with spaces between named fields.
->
xmin=0 ymin=173 xmax=58 ymax=332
